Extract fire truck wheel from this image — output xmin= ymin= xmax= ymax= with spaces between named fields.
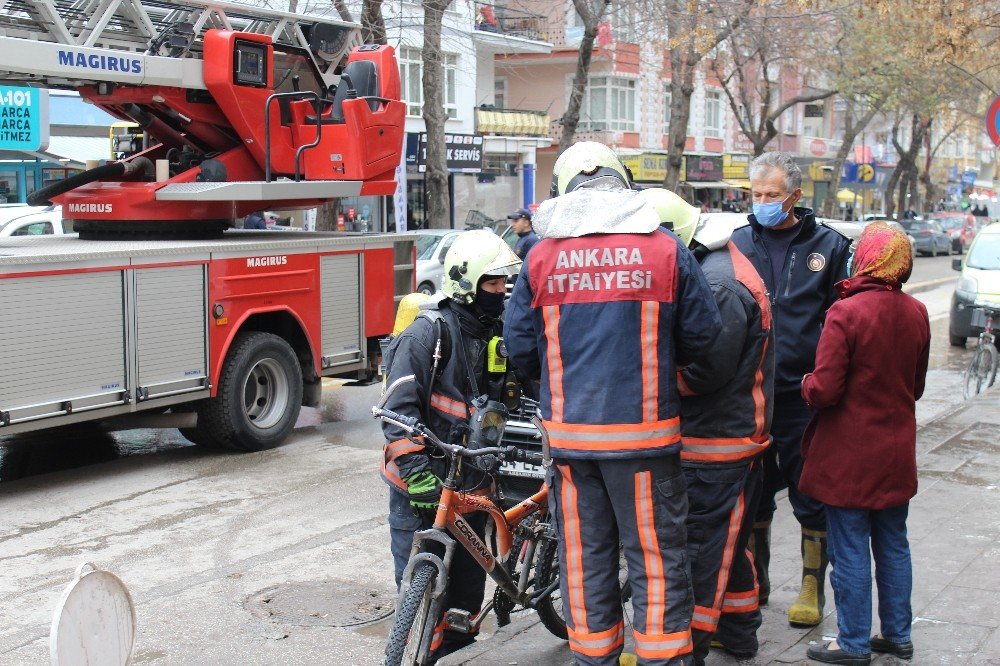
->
xmin=197 ymin=332 xmax=303 ymax=451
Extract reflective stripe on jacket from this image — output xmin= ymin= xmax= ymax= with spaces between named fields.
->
xmin=679 ymin=242 xmax=774 ymax=464
xmin=504 ymin=228 xmax=721 ymax=460
xmin=379 ymin=302 xmax=499 ymax=491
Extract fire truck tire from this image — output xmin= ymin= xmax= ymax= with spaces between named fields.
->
xmin=196 ymin=332 xmax=303 ymax=451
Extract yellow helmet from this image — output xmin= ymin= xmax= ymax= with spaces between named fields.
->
xmin=442 ymin=230 xmax=521 ymax=304
xmin=639 ymin=188 xmax=699 ymax=246
xmin=550 ymin=141 xmax=630 ymax=197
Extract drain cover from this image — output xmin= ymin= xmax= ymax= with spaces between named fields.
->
xmin=246 ymin=580 xmax=395 ymax=628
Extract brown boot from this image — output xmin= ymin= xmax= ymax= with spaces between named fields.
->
xmin=748 ymin=520 xmax=772 ymax=605
xmin=788 ymin=527 xmax=828 ymax=627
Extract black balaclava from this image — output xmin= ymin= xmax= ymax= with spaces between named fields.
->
xmin=474 ymin=284 xmax=505 ymax=319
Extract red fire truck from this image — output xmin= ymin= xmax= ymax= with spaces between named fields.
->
xmin=0 ymin=0 xmax=413 ymax=451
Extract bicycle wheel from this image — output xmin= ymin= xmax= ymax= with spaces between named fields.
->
xmin=533 ymin=535 xmax=568 ymax=640
xmin=985 ymin=343 xmax=999 ymax=389
xmin=385 ymin=562 xmax=438 ymax=666
xmin=964 ymin=344 xmax=996 ymax=398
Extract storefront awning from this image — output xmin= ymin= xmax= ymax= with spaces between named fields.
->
xmin=26 ymin=136 xmax=109 ymax=169
xmin=685 ymin=181 xmax=731 ymax=189
xmin=723 ymin=179 xmax=751 ymax=190
xmin=476 ymin=109 xmax=550 ymax=138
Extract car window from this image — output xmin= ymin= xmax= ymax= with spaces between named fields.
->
xmin=438 ymin=233 xmax=457 ymax=261
xmin=415 ymin=234 xmax=441 ymax=260
xmin=931 ymin=217 xmax=960 ymax=230
xmin=11 ymin=221 xmax=53 ymax=236
xmin=500 ymin=225 xmax=517 ymax=250
xmin=967 ymin=235 xmax=1000 ymax=270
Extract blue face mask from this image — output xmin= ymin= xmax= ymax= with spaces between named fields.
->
xmin=752 ymin=196 xmax=792 ymax=228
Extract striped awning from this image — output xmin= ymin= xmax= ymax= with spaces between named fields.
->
xmin=476 ymin=109 xmax=550 ymax=137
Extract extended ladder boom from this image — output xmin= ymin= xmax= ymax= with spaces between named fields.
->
xmin=0 ymin=0 xmax=361 ymax=89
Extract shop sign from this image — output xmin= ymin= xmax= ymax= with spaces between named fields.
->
xmin=621 ymin=153 xmax=671 ymax=182
xmin=722 ymin=154 xmax=750 ymax=180
xmin=405 ymin=132 xmax=484 ymax=173
xmin=0 ymin=86 xmax=48 ymax=151
xmin=798 ymin=134 xmax=841 ymax=159
xmin=685 ymin=155 xmax=723 ymax=181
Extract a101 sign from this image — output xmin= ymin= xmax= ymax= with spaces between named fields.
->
xmin=0 ymin=86 xmax=49 ymax=151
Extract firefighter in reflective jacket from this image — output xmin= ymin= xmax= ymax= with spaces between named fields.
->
xmin=380 ymin=230 xmax=521 ymax=658
xmin=505 ymin=143 xmax=722 ymax=666
xmin=642 ymin=189 xmax=774 ymax=665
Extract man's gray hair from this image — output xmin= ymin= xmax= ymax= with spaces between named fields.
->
xmin=749 ymin=152 xmax=802 ymax=192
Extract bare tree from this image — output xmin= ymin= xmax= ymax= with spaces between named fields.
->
xmin=820 ymin=97 xmax=883 ymax=218
xmin=558 ymin=0 xmax=612 ymax=156
xmin=710 ymin=3 xmax=835 ymax=158
xmin=359 ymin=0 xmax=387 ymax=44
xmin=884 ymin=114 xmax=931 ymax=217
xmin=661 ymin=0 xmax=752 ymax=190
xmin=422 ymin=0 xmax=453 ymax=228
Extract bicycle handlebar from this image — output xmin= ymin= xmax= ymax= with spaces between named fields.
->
xmin=373 ymin=406 xmax=546 ymax=466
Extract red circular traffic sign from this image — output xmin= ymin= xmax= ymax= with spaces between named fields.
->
xmin=988 ymin=96 xmax=1000 ymax=147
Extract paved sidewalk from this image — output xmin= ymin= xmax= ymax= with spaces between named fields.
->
xmin=440 ymin=387 xmax=1000 ymax=666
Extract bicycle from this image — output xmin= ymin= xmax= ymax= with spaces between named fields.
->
xmin=373 ymin=375 xmax=566 ymax=666
xmin=963 ymin=302 xmax=1000 ymax=399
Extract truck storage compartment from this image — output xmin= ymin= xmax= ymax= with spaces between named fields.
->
xmin=134 ymin=265 xmax=209 ymax=400
xmin=0 ymin=271 xmax=128 ymax=425
xmin=320 ymin=254 xmax=363 ymax=369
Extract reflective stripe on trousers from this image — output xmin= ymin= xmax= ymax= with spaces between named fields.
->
xmin=550 ymin=456 xmax=693 ymax=666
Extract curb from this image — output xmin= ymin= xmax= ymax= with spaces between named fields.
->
xmin=903 ymin=276 xmax=955 ymax=295
xmin=436 ymin=613 xmax=544 ymax=665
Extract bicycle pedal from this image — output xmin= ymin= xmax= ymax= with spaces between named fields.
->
xmin=445 ymin=609 xmax=472 ymax=633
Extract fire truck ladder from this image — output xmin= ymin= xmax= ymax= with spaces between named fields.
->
xmin=0 ymin=0 xmax=362 ymax=90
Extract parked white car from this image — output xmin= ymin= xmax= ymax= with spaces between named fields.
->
xmin=404 ymin=229 xmax=463 ymax=295
xmin=0 ymin=205 xmax=68 ymax=237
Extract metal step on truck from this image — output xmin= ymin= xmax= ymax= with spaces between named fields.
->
xmin=0 ymin=232 xmax=414 ymax=450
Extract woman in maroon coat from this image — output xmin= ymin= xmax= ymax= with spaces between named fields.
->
xmin=800 ymin=223 xmax=930 ymax=666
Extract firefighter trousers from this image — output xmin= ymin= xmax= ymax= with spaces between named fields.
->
xmin=683 ymin=460 xmax=764 ymax=665
xmin=549 ymin=455 xmax=694 ymax=666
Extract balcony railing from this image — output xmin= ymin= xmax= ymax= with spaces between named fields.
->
xmin=473 ymin=2 xmax=546 ymax=42
xmin=476 ymin=106 xmax=550 ymax=137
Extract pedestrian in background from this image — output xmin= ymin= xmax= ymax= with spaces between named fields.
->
xmin=243 ymin=210 xmax=266 ymax=229
xmin=800 ymin=223 xmax=929 ymax=665
xmin=506 ymin=207 xmax=539 ymax=259
xmin=731 ymin=152 xmax=852 ymax=627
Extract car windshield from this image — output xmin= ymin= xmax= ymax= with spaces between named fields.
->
xmin=930 ymin=216 xmax=961 ymax=230
xmin=902 ymin=221 xmax=931 ymax=232
xmin=415 ymin=234 xmax=442 ymax=260
xmin=967 ymin=235 xmax=1000 ymax=270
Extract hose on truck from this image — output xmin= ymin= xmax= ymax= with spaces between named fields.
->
xmin=27 ymin=157 xmax=155 ymax=206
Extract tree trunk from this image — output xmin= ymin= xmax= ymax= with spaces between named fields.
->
xmin=558 ymin=0 xmax=606 ymax=157
xmin=664 ymin=57 xmax=695 ymax=191
xmin=316 ymin=199 xmax=340 ymax=231
xmin=821 ymin=99 xmax=882 ymax=218
xmin=360 ymin=0 xmax=387 ymax=45
xmin=421 ymin=0 xmax=452 ymax=229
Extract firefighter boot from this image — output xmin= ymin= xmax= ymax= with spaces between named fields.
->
xmin=747 ymin=520 xmax=772 ymax=605
xmin=788 ymin=528 xmax=828 ymax=627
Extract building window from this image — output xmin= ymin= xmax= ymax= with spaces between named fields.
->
xmin=580 ymin=76 xmax=636 ymax=131
xmin=611 ymin=0 xmax=637 ymax=43
xmin=494 ymin=77 xmax=506 ymax=109
xmin=663 ymin=84 xmax=671 ymax=134
xmin=398 ymin=46 xmax=458 ymax=119
xmin=704 ymin=90 xmax=722 ymax=139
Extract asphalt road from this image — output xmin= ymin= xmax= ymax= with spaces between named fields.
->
xmin=0 ymin=276 xmax=968 ymax=665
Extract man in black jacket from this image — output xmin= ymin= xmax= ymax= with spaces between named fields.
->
xmin=731 ymin=152 xmax=851 ymax=628
xmin=643 ymin=188 xmax=774 ymax=664
xmin=380 ymin=230 xmax=522 ymax=658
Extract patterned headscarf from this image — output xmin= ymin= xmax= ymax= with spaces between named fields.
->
xmin=851 ymin=222 xmax=913 ymax=284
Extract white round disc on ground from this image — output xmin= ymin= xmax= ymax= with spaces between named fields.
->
xmin=50 ymin=562 xmax=136 ymax=666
